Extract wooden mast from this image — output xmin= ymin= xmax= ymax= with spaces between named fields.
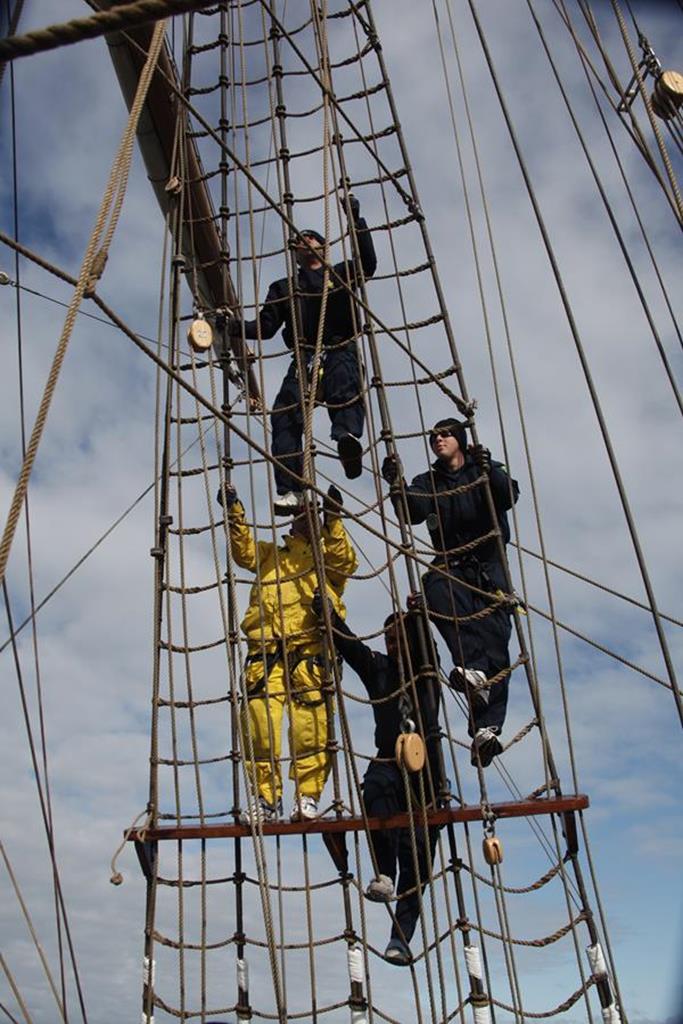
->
xmin=101 ymin=5 xmax=260 ymax=403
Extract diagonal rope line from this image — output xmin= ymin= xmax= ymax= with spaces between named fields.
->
xmin=0 ymin=841 xmax=66 ymax=1021
xmin=0 ymin=0 xmax=217 ymax=62
xmin=0 ymin=959 xmax=33 ymax=1024
xmin=0 ymin=18 xmax=167 ymax=588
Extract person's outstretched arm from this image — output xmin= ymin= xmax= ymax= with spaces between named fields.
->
xmin=321 ymin=486 xmax=359 ymax=590
xmin=218 ymin=484 xmax=273 ymax=572
xmin=469 ymin=445 xmax=520 ymax=512
xmin=229 ymin=280 xmax=286 ymax=342
xmin=381 ymin=455 xmax=434 ymax=524
xmin=342 ymin=194 xmax=377 ymax=280
xmin=314 ymin=594 xmax=379 ymax=694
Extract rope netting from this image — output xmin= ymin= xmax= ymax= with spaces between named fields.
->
xmin=129 ymin=2 xmax=634 ymax=1022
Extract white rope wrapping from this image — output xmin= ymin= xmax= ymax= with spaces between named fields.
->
xmin=141 ymin=1015 xmax=154 ymax=1024
xmin=351 ymin=1010 xmax=368 ymax=1024
xmin=586 ymin=942 xmax=608 ymax=977
xmin=473 ymin=1003 xmax=492 ymax=1024
xmin=464 ymin=945 xmax=483 ymax=980
xmin=142 ymin=956 xmax=155 ymax=988
xmin=601 ymin=1005 xmax=621 ymax=1024
xmin=347 ymin=945 xmax=365 ymax=985
xmin=237 ymin=957 xmax=249 ymax=991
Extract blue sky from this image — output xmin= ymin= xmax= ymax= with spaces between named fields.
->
xmin=1 ymin=1 xmax=682 ymax=1022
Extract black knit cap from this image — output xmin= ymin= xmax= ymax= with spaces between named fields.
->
xmin=299 ymin=229 xmax=325 ymax=246
xmin=430 ymin=417 xmax=467 ymax=454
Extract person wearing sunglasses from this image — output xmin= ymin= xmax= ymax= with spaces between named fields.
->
xmin=381 ymin=419 xmax=519 ymax=767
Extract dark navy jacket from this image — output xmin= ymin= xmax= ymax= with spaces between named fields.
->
xmin=235 ymin=219 xmax=377 ymax=350
xmin=402 ymin=455 xmax=519 ymax=565
xmin=329 ymin=613 xmax=440 ymax=763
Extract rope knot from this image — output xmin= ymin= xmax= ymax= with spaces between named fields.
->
xmin=83 ymin=248 xmax=108 ymax=298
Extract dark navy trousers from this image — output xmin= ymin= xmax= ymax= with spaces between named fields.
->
xmin=424 ymin=560 xmax=512 ymax=734
xmin=271 ymin=344 xmax=364 ymax=494
xmin=362 ymin=761 xmax=439 ymax=945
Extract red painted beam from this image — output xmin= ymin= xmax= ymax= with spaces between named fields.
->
xmin=128 ymin=794 xmax=589 ymax=842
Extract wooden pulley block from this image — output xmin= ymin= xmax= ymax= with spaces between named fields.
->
xmin=651 ymin=70 xmax=683 ymax=120
xmin=395 ymin=732 xmax=425 ymax=773
xmin=482 ymin=835 xmax=503 ymax=866
xmin=187 ymin=317 xmax=213 ymax=353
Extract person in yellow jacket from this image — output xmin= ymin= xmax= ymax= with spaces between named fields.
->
xmin=220 ymin=482 xmax=358 ymax=825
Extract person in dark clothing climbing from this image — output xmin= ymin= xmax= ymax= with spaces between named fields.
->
xmin=314 ymin=596 xmax=442 ymax=966
xmin=228 ymin=194 xmax=377 ymax=514
xmin=382 ymin=418 xmax=519 ymax=768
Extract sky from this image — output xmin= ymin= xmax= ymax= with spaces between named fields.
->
xmin=1 ymin=1 xmax=682 ymax=1023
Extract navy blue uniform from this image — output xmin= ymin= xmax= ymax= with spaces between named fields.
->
xmin=402 ymin=456 xmax=519 ymax=734
xmin=234 ymin=219 xmax=376 ymax=494
xmin=330 ymin=612 xmax=440 ymax=946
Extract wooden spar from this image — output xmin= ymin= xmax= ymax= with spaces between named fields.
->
xmin=127 ymin=794 xmax=589 ymax=842
xmin=100 ymin=4 xmax=261 ymax=403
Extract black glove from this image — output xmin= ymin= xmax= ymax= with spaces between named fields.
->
xmin=470 ymin=444 xmax=491 ymax=474
xmin=340 ymin=192 xmax=360 ymax=220
xmin=216 ymin=482 xmax=238 ymax=508
xmin=322 ymin=484 xmax=343 ymax=517
xmin=225 ymin=309 xmax=244 ymax=338
xmin=381 ymin=454 xmax=402 ymax=486
xmin=312 ymin=588 xmax=333 ymax=620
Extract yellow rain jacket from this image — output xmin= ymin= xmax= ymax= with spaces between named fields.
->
xmin=228 ymin=502 xmax=357 ymax=647
xmin=228 ymin=501 xmax=357 ymax=805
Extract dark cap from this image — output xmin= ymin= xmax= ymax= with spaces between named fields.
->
xmin=429 ymin=418 xmax=467 ymax=454
xmin=299 ymin=229 xmax=325 ymax=246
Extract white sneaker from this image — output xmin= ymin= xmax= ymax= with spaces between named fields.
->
xmin=449 ymin=666 xmax=488 ymax=693
xmin=449 ymin=667 xmax=491 ymax=709
xmin=240 ymin=796 xmax=282 ymax=826
xmin=365 ymin=874 xmax=394 ymax=903
xmin=273 ymin=491 xmax=304 ymax=516
xmin=290 ymin=795 xmax=319 ymax=822
xmin=470 ymin=727 xmax=503 ymax=768
xmin=384 ymin=936 xmax=411 ymax=966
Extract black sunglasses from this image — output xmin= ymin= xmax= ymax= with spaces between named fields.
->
xmin=429 ymin=428 xmax=454 ymax=442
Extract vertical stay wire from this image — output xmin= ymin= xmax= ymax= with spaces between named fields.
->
xmin=5 ymin=34 xmax=70 ymax=1020
xmin=467 ymin=0 xmax=681 ymax=727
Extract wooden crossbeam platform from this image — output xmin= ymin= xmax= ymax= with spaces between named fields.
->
xmin=128 ymin=794 xmax=588 ymax=843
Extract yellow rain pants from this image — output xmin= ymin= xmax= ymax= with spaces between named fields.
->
xmin=242 ymin=645 xmax=329 ymax=805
